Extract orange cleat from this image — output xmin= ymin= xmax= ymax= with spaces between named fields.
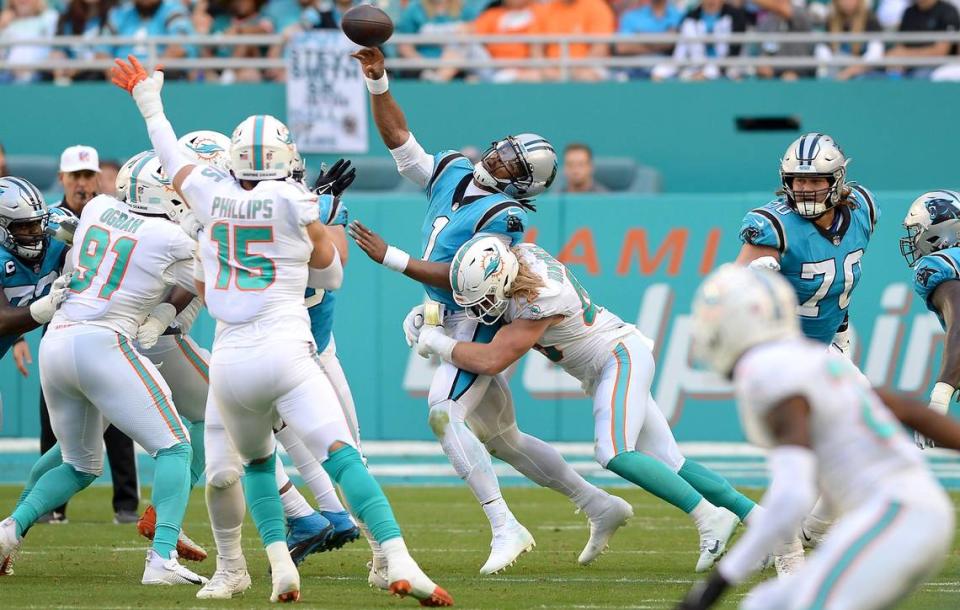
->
xmin=389 ymin=580 xmax=454 ymax=607
xmin=137 ymin=504 xmax=208 ymax=562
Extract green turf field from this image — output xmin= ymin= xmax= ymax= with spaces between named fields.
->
xmin=1 ymin=485 xmax=958 ymax=609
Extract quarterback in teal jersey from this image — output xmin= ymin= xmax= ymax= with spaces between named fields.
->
xmin=734 ymin=133 xmax=878 ymax=549
xmin=736 ymin=133 xmax=878 ymax=352
xmin=350 ymin=47 xmax=632 ymax=577
xmin=900 ymin=190 xmax=960 ymax=450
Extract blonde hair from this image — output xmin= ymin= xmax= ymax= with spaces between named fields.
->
xmin=828 ymin=0 xmax=869 ymax=56
xmin=507 ymin=249 xmax=545 ymax=304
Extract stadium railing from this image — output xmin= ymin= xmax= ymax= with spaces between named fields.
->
xmin=0 ymin=31 xmax=957 ymax=79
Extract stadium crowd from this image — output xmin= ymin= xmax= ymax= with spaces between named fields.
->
xmin=0 ymin=0 xmax=957 ymax=82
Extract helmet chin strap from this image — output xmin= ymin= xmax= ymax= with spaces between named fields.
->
xmin=472 ymin=163 xmax=501 ymax=192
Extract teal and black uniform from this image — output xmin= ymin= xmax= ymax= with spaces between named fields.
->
xmin=306 ymin=193 xmax=347 ymax=351
xmin=739 ymin=186 xmax=879 ymax=345
xmin=912 ymin=247 xmax=960 ymax=329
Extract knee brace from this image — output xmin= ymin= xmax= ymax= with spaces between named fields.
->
xmin=207 ymin=465 xmax=242 ymax=489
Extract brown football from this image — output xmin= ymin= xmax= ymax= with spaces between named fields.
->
xmin=341 ymin=5 xmax=394 ymax=48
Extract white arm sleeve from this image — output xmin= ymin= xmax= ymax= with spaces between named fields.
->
xmin=718 ymin=445 xmax=818 ymax=585
xmin=146 ymin=114 xmax=190 ymax=179
xmin=162 ymin=260 xmax=200 ymax=294
xmin=389 ymin=133 xmax=435 ymax=189
xmin=308 ymin=247 xmax=343 ymax=290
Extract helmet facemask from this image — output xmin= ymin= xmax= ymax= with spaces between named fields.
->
xmin=476 ymin=138 xmax=535 ymax=198
xmin=457 ymin=292 xmax=510 ymax=325
xmin=3 ymin=215 xmax=49 ymax=261
xmin=782 ymin=171 xmax=843 ymax=219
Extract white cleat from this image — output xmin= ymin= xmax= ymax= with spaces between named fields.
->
xmin=578 ymin=495 xmax=634 ymax=566
xmin=800 ymin=515 xmax=830 ymax=549
xmin=774 ymin=538 xmax=805 ymax=576
xmin=142 ymin=549 xmax=208 ymax=586
xmin=0 ymin=518 xmax=22 ymax=576
xmin=480 ymin=518 xmax=536 ymax=575
xmin=387 ymin=553 xmax=454 ymax=606
xmin=196 ymin=556 xmax=252 ymax=599
xmin=269 ymin=554 xmax=300 ymax=603
xmin=695 ymin=509 xmax=739 ymax=573
xmin=367 ymin=559 xmax=390 ymax=591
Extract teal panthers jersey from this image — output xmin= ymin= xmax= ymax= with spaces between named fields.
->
xmin=739 ymin=186 xmax=878 ymax=344
xmin=0 ymin=239 xmax=68 ymax=357
xmin=912 ymin=247 xmax=960 ymax=329
xmin=421 ymin=151 xmax=528 ymax=308
xmin=306 ymin=194 xmax=348 ymax=352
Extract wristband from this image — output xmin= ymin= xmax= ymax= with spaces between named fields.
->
xmin=383 ymin=245 xmax=410 ymax=272
xmin=930 ymin=382 xmax=955 ymax=414
xmin=364 ymin=72 xmax=389 ymax=95
xmin=432 ymin=332 xmax=457 ymax=363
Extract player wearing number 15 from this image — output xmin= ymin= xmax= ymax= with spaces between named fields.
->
xmin=111 ymin=55 xmax=452 ymax=605
xmin=0 ymin=164 xmax=208 ymax=587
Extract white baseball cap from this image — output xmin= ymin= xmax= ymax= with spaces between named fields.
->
xmin=60 ymin=145 xmax=100 ymax=173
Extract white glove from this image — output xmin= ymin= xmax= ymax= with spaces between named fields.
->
xmin=178 ymin=208 xmax=203 ymax=241
xmin=47 ymin=215 xmax=79 ymax=246
xmin=830 ymin=327 xmax=851 ymax=357
xmin=29 ymin=272 xmax=73 ymax=324
xmin=417 ymin=325 xmax=456 ymax=361
xmin=917 ymin=382 xmax=956 ymax=449
xmin=749 ymin=256 xmax=781 ymax=272
xmin=403 ymin=304 xmax=425 ymax=347
xmin=132 ymin=70 xmax=165 ymax=120
xmin=137 ymin=302 xmax=177 ymax=349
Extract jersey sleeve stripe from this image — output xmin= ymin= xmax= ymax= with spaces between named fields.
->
xmin=931 ymin=252 xmax=960 ymax=278
xmin=475 ymin=201 xmax=520 ymax=233
xmin=753 ymin=208 xmax=787 ymax=254
xmin=852 ymin=185 xmax=877 ymax=232
xmin=427 ymin=153 xmax=467 ymax=197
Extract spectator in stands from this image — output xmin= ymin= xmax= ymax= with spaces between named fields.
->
xmin=537 ymin=0 xmax=616 ymax=81
xmin=887 ymin=0 xmax=959 ymax=79
xmin=102 ymin=0 xmax=196 ymax=78
xmin=753 ymin=0 xmax=815 ymax=80
xmin=472 ymin=0 xmax=544 ymax=82
xmin=815 ymin=0 xmax=884 ymax=80
xmin=615 ymin=0 xmax=684 ymax=79
xmin=213 ymin=0 xmax=274 ymax=82
xmin=653 ymin=0 xmax=749 ymax=81
xmin=98 ymin=159 xmax=121 ymax=197
xmin=562 ymin=143 xmax=607 ymax=193
xmin=267 ymin=0 xmax=355 ymax=81
xmin=0 ymin=0 xmax=59 ymax=83
xmin=396 ymin=0 xmax=483 ymax=82
xmin=51 ymin=0 xmax=115 ymax=84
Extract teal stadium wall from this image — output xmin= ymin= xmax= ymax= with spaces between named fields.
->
xmin=0 ymin=82 xmax=957 ymax=443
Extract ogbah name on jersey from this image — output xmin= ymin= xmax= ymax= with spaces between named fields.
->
xmin=100 ymin=208 xmax=145 ymax=233
xmin=210 ymin=196 xmax=274 ymax=220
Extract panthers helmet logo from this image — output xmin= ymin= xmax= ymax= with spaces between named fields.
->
xmin=916 ymin=266 xmax=936 ymax=287
xmin=925 ymin=198 xmax=960 ymax=225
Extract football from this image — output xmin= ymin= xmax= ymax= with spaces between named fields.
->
xmin=341 ymin=4 xmax=394 ymax=48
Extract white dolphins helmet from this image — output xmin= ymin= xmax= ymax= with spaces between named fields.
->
xmin=118 ymin=151 xmax=177 ymax=218
xmin=779 ymin=132 xmax=849 ymax=219
xmin=230 ymin=114 xmax=297 ymax=181
xmin=900 ymin=190 xmax=960 ymax=267
xmin=473 ymin=133 xmax=557 ymax=200
xmin=691 ymin=263 xmax=801 ymax=377
xmin=0 ymin=176 xmax=49 ymax=260
xmin=178 ymin=130 xmax=232 ymax=172
xmin=449 ymin=235 xmax=520 ymax=324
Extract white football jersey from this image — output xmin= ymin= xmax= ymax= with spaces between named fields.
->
xmin=504 ymin=244 xmax=636 ymax=388
xmin=55 ymin=195 xmax=196 ymax=338
xmin=181 ymin=167 xmax=319 ymax=341
xmin=735 ymin=338 xmax=933 ymax=515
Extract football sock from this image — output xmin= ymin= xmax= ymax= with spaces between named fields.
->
xmin=151 ymin=442 xmax=193 ymax=558
xmin=485 ymin=429 xmax=601 ymax=510
xmin=205 ymin=478 xmax=245 ymax=562
xmin=11 ymin=463 xmax=95 ymax=538
xmin=187 ymin=420 xmax=205 ymax=490
xmin=243 ymin=451 xmax=287 ymax=547
xmin=275 ymin=423 xmax=346 ymax=513
xmin=679 ymin=459 xmax=755 ymax=521
xmin=606 ymin=451 xmax=703 ymax=513
xmin=17 ymin=443 xmax=64 ymax=509
xmin=275 ymin=457 xmax=315 ymax=520
xmin=323 ymin=445 xmax=401 ymax=544
xmin=482 ymin=498 xmax=511 ymax=530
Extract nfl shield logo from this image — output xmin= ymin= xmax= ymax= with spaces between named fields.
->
xmin=79 ymin=151 xmax=90 ymax=162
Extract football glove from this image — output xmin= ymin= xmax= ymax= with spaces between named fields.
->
xmin=29 ymin=272 xmax=73 ymax=324
xmin=417 ymin=325 xmax=456 ymax=361
xmin=748 ymin=256 xmax=780 ymax=272
xmin=112 ymin=56 xmax=165 ymax=120
xmin=137 ymin=302 xmax=177 ymax=349
xmin=917 ymin=382 xmax=955 ymax=449
xmin=403 ymin=304 xmax=425 ymax=347
xmin=46 ymin=215 xmax=79 ymax=246
xmin=313 ymin=159 xmax=357 ymax=198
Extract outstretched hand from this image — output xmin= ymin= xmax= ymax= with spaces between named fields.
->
xmin=350 ymin=47 xmax=385 ymax=80
xmin=314 ymin=158 xmax=357 ymax=198
xmin=111 ymin=55 xmax=166 ymax=120
xmin=111 ymin=55 xmax=162 ymax=93
xmin=348 ymin=220 xmax=388 ymax=264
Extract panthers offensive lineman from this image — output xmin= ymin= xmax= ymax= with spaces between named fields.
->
xmin=735 ymin=132 xmax=879 ymax=547
xmin=0 ymin=160 xmax=206 ymax=587
xmin=900 ymin=190 xmax=960 ymax=449
xmin=113 ymin=55 xmax=452 ymax=604
xmin=351 ymin=46 xmax=630 ymax=576
xmin=679 ymin=264 xmax=957 ymax=610
xmin=416 ymin=237 xmax=791 ymax=573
